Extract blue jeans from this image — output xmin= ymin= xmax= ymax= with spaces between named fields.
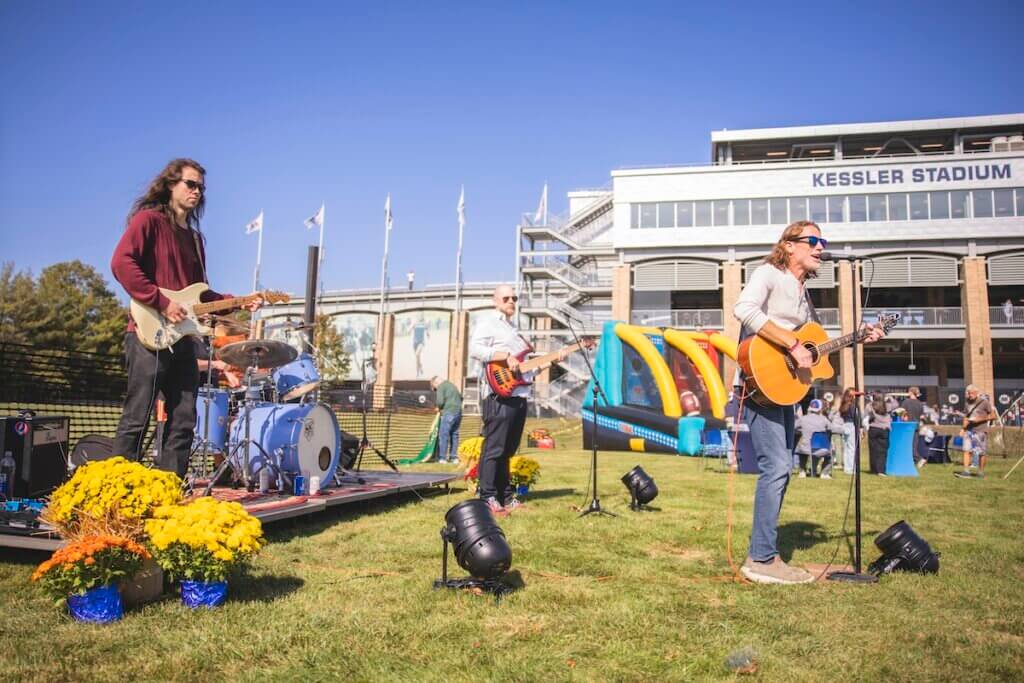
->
xmin=437 ymin=412 xmax=462 ymax=461
xmin=745 ymin=401 xmax=795 ymax=563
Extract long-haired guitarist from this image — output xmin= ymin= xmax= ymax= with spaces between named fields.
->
xmin=469 ymin=285 xmax=568 ymax=514
xmin=110 ymin=158 xmax=261 ymax=477
xmin=733 ymin=220 xmax=884 ymax=584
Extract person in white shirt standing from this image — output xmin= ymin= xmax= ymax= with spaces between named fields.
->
xmin=734 ymin=221 xmax=884 ymax=584
xmin=469 ymin=284 xmax=566 ymax=514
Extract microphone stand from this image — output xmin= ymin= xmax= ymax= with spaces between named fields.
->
xmin=564 ymin=321 xmax=614 ymax=519
xmin=829 ymin=255 xmax=878 ymax=584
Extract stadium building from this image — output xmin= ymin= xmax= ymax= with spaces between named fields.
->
xmin=269 ymin=113 xmax=1024 ymax=416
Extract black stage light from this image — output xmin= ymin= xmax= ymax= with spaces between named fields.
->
xmin=434 ymin=499 xmax=514 ymax=597
xmin=621 ymin=465 xmax=659 ymax=510
xmin=868 ymin=520 xmax=940 ymax=576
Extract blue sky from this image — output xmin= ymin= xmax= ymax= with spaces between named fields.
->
xmin=2 ymin=1 xmax=1022 ymax=300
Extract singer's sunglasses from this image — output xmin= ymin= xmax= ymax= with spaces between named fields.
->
xmin=502 ymin=295 xmax=519 ymax=303
xmin=182 ymin=179 xmax=205 ymax=193
xmin=789 ymin=235 xmax=828 ymax=249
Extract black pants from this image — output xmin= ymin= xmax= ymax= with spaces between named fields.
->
xmin=479 ymin=394 xmax=527 ymax=503
xmin=868 ymin=427 xmax=890 ymax=474
xmin=113 ymin=333 xmax=199 ymax=478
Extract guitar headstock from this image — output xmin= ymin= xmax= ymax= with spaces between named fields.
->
xmin=259 ymin=290 xmax=290 ymax=305
xmin=876 ymin=312 xmax=900 ymax=334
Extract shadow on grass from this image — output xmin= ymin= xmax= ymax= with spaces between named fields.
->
xmin=521 ymin=487 xmax=576 ymax=501
xmin=777 ymin=521 xmax=829 ymax=562
xmin=229 ymin=571 xmax=305 ymax=603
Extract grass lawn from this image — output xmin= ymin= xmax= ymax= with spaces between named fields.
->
xmin=2 ymin=422 xmax=1022 ymax=682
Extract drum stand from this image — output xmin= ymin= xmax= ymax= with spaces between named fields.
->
xmin=204 ymin=360 xmax=288 ymax=496
xmin=191 ymin=334 xmax=218 ymax=480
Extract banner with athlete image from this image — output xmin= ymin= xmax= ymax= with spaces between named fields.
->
xmin=391 ymin=310 xmax=451 ymax=381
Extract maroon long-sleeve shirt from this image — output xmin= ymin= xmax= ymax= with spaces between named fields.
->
xmin=111 ymin=209 xmax=232 ymax=331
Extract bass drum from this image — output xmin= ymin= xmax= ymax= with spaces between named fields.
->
xmin=228 ymin=403 xmax=341 ymax=487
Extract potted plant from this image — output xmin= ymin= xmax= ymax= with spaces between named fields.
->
xmin=42 ymin=456 xmax=183 ymax=606
xmin=31 ymin=535 xmax=151 ymax=623
xmin=509 ymin=455 xmax=541 ymax=496
xmin=145 ymin=497 xmax=265 ymax=608
xmin=458 ymin=437 xmax=484 ymax=493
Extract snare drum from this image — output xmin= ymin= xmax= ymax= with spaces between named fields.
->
xmin=193 ymin=388 xmax=230 ymax=452
xmin=228 ymin=402 xmax=341 ymax=486
xmin=273 ymin=354 xmax=321 ymax=401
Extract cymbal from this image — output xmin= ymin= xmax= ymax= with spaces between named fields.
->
xmin=216 ymin=339 xmax=297 ymax=369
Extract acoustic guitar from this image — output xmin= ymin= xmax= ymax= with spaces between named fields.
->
xmin=738 ymin=314 xmax=899 ymax=407
xmin=485 ymin=339 xmax=596 ymax=398
xmin=129 ymin=283 xmax=289 ymax=350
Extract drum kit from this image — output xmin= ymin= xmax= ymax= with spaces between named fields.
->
xmin=193 ymin=321 xmax=348 ymax=496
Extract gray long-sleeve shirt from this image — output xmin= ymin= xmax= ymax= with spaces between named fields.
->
xmin=794 ymin=411 xmax=844 ymax=455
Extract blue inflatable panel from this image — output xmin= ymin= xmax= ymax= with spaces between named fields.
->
xmin=584 ymin=321 xmax=623 ymax=408
xmin=885 ymin=421 xmax=919 ymax=477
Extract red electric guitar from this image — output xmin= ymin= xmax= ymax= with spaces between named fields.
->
xmin=485 ymin=339 xmax=596 ymax=398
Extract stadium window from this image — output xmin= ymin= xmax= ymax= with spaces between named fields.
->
xmin=640 ymin=203 xmax=657 ymax=228
xmin=827 ymin=196 xmax=844 ymax=222
xmin=1016 ymin=188 xmax=1024 ymax=216
xmin=888 ymin=193 xmax=908 ymax=221
xmin=809 ymin=197 xmax=827 ymax=223
xmin=694 ymin=201 xmax=712 ymax=227
xmin=849 ymin=195 xmax=867 ymax=222
xmin=929 ymin=191 xmax=950 ymax=219
xmin=789 ymin=197 xmax=807 ymax=221
xmin=868 ymin=195 xmax=887 ymax=221
xmin=909 ymin=192 xmax=929 ymax=220
xmin=733 ymin=199 xmax=750 ymax=226
xmin=972 ymin=190 xmax=993 ymax=218
xmin=751 ymin=198 xmax=769 ymax=224
xmin=713 ymin=200 xmax=729 ymax=226
xmin=676 ymin=201 xmax=694 ymax=227
xmin=993 ymin=189 xmax=1014 ymax=217
xmin=769 ymin=198 xmax=787 ymax=223
xmin=951 ymin=190 xmax=969 ymax=219
xmin=658 ymin=202 xmax=675 ymax=228
xmin=631 ymin=204 xmax=640 ymax=228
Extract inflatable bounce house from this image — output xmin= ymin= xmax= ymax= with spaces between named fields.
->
xmin=582 ymin=321 xmax=737 ymax=455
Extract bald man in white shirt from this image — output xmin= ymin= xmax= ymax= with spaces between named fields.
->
xmin=469 ymin=284 xmax=567 ymax=513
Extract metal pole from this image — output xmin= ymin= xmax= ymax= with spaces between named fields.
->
xmin=304 ymin=246 xmax=319 ymax=355
xmin=252 ymin=219 xmax=263 ymax=293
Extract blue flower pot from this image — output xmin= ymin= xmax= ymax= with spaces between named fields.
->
xmin=67 ymin=584 xmax=123 ymax=624
xmin=181 ymin=580 xmax=228 ymax=608
xmin=516 ymin=484 xmax=530 ymax=497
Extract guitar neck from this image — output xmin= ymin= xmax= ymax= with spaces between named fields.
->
xmin=518 ymin=342 xmax=586 ymax=373
xmin=815 ymin=327 xmax=872 ymax=356
xmin=193 ymin=295 xmax=259 ymax=316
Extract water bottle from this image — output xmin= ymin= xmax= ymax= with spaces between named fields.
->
xmin=0 ymin=451 xmax=16 ymax=500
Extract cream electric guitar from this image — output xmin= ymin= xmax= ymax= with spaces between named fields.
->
xmin=129 ymin=283 xmax=289 ymax=350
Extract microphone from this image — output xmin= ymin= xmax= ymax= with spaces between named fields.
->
xmin=818 ymin=251 xmax=859 ymax=262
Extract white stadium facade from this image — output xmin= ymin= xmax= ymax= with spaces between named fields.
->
xmin=267 ymin=113 xmax=1024 ymax=416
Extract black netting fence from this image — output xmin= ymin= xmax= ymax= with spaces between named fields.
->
xmin=0 ymin=342 xmax=481 ymax=470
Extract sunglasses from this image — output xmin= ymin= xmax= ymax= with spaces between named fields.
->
xmin=790 ymin=235 xmax=828 ymax=249
xmin=502 ymin=296 xmax=519 ymax=303
xmin=182 ymin=179 xmax=205 ymax=193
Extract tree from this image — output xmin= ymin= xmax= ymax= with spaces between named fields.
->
xmin=312 ymin=314 xmax=351 ymax=384
xmin=0 ymin=262 xmax=39 ymax=345
xmin=0 ymin=260 xmax=126 ymax=356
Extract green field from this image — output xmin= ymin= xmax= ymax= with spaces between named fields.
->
xmin=1 ymin=420 xmax=1022 ymax=682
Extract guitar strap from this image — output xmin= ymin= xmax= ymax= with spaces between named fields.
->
xmin=803 ymin=286 xmax=822 ymax=325
xmin=190 ymin=229 xmax=210 ymax=286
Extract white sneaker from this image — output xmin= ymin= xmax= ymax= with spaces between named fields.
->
xmin=821 ymin=473 xmax=832 ymax=480
xmin=741 ymin=556 xmax=815 ymax=585
xmin=798 ymin=471 xmax=807 ymax=478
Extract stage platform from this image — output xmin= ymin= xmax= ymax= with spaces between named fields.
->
xmin=0 ymin=469 xmax=459 ymax=552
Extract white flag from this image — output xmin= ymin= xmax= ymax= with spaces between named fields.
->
xmin=533 ymin=183 xmax=548 ymax=223
xmin=245 ymin=210 xmax=263 ymax=234
xmin=385 ymin=194 xmax=393 ymax=231
xmin=457 ymin=186 xmax=466 ymax=230
xmin=304 ymin=203 xmax=324 ymax=230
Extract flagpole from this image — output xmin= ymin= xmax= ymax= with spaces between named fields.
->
xmin=455 ymin=186 xmax=465 ymax=314
xmin=378 ymin=195 xmax=392 ymax=343
xmin=252 ymin=211 xmax=263 ymax=292
xmin=317 ymin=203 xmax=325 ymax=315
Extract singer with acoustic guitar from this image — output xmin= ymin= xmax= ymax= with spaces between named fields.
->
xmin=733 ymin=220 xmax=886 ymax=585
xmin=110 ymin=158 xmax=262 ymax=477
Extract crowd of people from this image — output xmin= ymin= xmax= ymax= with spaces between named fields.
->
xmin=784 ymin=384 xmax=999 ymax=480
